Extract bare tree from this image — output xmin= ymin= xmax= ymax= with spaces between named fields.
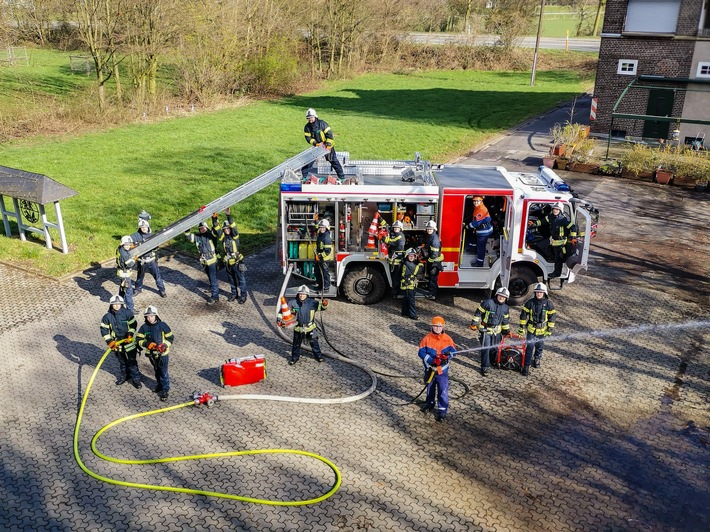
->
xmin=74 ymin=0 xmax=125 ymax=110
xmin=484 ymin=0 xmax=536 ymax=48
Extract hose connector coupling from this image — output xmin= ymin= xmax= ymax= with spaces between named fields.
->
xmin=192 ymin=390 xmax=217 ymax=407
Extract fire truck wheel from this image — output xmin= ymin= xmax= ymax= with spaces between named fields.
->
xmin=342 ymin=266 xmax=386 ymax=305
xmin=508 ymin=266 xmax=537 ymax=306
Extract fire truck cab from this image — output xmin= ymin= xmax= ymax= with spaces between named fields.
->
xmin=278 ymin=154 xmax=598 ymax=305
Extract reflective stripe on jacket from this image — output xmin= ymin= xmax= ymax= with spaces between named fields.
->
xmin=472 ymin=298 xmax=510 ymax=334
xmin=519 ymin=297 xmax=556 ymax=336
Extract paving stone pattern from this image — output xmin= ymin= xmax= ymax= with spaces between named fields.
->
xmin=1 ymin=176 xmax=708 ymax=531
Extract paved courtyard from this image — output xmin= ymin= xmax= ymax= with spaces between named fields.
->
xmin=1 ymin=155 xmax=709 ymax=529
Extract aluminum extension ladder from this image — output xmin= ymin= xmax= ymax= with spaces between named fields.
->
xmin=129 ymin=145 xmax=327 ymax=260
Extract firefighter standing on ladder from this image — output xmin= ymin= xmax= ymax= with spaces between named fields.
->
xmin=423 ymin=220 xmax=443 ymax=300
xmin=418 ymin=316 xmax=457 ymax=422
xmin=518 ymin=282 xmax=555 ymax=375
xmin=301 ymin=108 xmax=345 ymax=180
xmin=470 ymin=287 xmax=511 ymax=377
xmin=280 ymin=285 xmax=328 ymax=365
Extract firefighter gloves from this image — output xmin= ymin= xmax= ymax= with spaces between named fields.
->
xmin=108 ymin=340 xmax=118 ymax=350
xmin=147 ymin=342 xmax=158 ymax=350
xmin=469 ymin=323 xmax=478 ymax=331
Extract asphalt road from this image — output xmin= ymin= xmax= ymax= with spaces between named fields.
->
xmin=406 ymin=32 xmax=600 ymax=53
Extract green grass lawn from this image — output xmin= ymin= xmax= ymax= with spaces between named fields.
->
xmin=0 ymin=47 xmax=95 ymax=115
xmin=0 ymin=68 xmax=592 ymax=276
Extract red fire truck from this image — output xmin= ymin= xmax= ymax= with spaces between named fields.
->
xmin=278 ymin=154 xmax=598 ymax=305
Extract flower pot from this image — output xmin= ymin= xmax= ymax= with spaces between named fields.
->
xmin=542 ymin=156 xmax=556 ymax=169
xmin=556 ymin=157 xmax=570 ymax=171
xmin=655 ymin=169 xmax=673 ymax=185
xmin=552 ymin=144 xmax=567 ymax=157
xmin=568 ymin=162 xmax=599 ymax=174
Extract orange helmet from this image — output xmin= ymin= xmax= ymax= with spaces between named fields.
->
xmin=431 ymin=316 xmax=445 ymax=326
xmin=473 ymin=196 xmax=484 ymax=201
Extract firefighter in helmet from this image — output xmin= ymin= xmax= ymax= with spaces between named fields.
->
xmin=130 ymin=214 xmax=167 ymax=299
xmin=466 ymin=196 xmax=494 ymax=267
xmin=214 ymin=207 xmax=248 ymax=304
xmin=470 ymin=287 xmax=511 ymax=376
xmin=100 ymin=294 xmax=140 ymax=388
xmin=418 ymin=316 xmax=457 ymax=422
xmin=384 ymin=220 xmax=405 ymax=297
xmin=116 ymin=235 xmax=137 ymax=314
xmin=280 ymin=284 xmax=328 ymax=365
xmin=137 ymin=305 xmax=174 ymax=401
xmin=401 ymin=248 xmax=422 ymax=320
xmin=518 ymin=282 xmax=555 ymax=375
xmin=184 ymin=221 xmax=220 ymax=304
xmin=315 ymin=218 xmax=333 ymax=292
xmin=530 ymin=202 xmax=577 ymax=278
xmin=301 ymin=108 xmax=345 ymax=180
xmin=423 ymin=220 xmax=443 ymax=300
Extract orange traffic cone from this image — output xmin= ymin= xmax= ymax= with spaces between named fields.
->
xmin=366 ymin=233 xmax=376 ymax=249
xmin=367 ymin=212 xmax=380 ymax=236
xmin=279 ymin=297 xmax=295 ymax=328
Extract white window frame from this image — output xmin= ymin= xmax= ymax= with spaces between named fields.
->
xmin=617 ymin=59 xmax=638 ymax=75
xmin=697 ymin=62 xmax=710 ymax=78
xmin=624 ymin=0 xmax=681 ymax=34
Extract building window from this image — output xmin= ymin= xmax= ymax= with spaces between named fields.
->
xmin=617 ymin=60 xmax=638 ymax=75
xmin=624 ymin=0 xmax=681 ymax=34
xmin=698 ymin=62 xmax=710 ymax=78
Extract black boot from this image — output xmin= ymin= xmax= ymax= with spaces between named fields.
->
xmin=532 ymin=358 xmax=540 ymax=368
xmin=521 ymin=366 xmax=529 ymax=376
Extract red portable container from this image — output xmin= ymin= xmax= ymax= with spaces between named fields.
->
xmin=220 ymin=355 xmax=267 ymax=387
xmin=495 ymin=334 xmax=526 ymax=371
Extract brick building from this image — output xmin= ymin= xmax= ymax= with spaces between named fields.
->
xmin=592 ymin=0 xmax=710 ymax=146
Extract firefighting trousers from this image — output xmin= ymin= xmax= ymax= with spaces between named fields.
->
xmin=480 ymin=332 xmax=501 ymax=371
xmin=425 ymin=373 xmax=449 ymax=416
xmin=203 ymin=262 xmax=220 ymax=299
xmin=315 ymin=260 xmax=331 ymax=291
xmin=135 ymin=260 xmax=166 ymax=293
xmin=524 ymin=333 xmax=545 ymax=367
xmin=401 ymin=288 xmax=417 ymax=318
xmin=225 ymin=264 xmax=247 ymax=297
xmin=291 ymin=330 xmax=322 ymax=361
xmin=115 ymin=347 xmax=139 ymax=381
xmin=149 ymin=354 xmax=170 ymax=391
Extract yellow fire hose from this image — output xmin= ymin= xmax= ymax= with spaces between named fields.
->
xmin=73 ymin=347 xmax=342 ymax=506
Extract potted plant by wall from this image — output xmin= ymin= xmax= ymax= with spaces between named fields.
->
xmin=696 ymin=177 xmax=709 ymax=192
xmin=654 ymin=149 xmax=675 ymax=185
xmin=549 ymin=123 xmax=567 ymax=157
xmin=598 ymin=159 xmax=622 ymax=176
xmin=567 ymin=137 xmax=600 ymax=174
xmin=621 ymin=144 xmax=657 ymax=180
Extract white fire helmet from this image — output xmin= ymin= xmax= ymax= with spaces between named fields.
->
xmin=425 ymin=220 xmax=437 ymax=230
xmin=297 ymin=285 xmax=310 ymax=296
xmin=109 ymin=295 xmax=125 ymax=306
xmin=495 ymin=287 xmax=510 ymax=299
xmin=144 ymin=305 xmax=159 ymax=317
xmin=533 ymin=282 xmax=548 ymax=296
xmin=306 ymin=108 xmax=317 ymax=119
xmin=120 ymin=235 xmax=133 ymax=246
xmin=318 ymin=219 xmax=330 ymax=229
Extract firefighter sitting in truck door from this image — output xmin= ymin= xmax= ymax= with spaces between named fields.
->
xmin=301 ymin=108 xmax=345 ymax=180
xmin=280 ymin=285 xmax=328 ymax=365
xmin=315 ymin=219 xmax=333 ymax=292
xmin=470 ymin=287 xmax=511 ymax=377
xmin=466 ymin=196 xmax=494 ymax=267
xmin=423 ymin=220 xmax=443 ymax=300
xmin=383 ymin=220 xmax=405 ymax=297
xmin=531 ymin=202 xmax=577 ymax=278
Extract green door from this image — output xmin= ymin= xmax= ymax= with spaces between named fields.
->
xmin=643 ymin=89 xmax=674 ymax=140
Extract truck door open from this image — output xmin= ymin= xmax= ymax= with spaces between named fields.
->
xmin=498 ymin=196 xmax=514 ymax=288
xmin=566 ymin=206 xmax=593 ymax=276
